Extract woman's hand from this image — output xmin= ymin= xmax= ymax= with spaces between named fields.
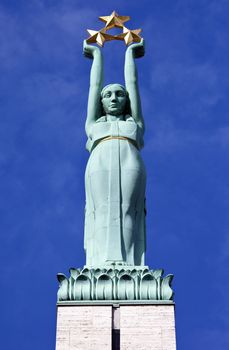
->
xmin=83 ymin=40 xmax=101 ymax=59
xmin=126 ymin=38 xmax=145 ymax=59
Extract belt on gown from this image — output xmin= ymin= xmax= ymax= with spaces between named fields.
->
xmin=97 ymin=136 xmax=139 ymax=150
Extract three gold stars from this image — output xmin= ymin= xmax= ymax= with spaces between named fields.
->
xmin=86 ymin=11 xmax=142 ymax=47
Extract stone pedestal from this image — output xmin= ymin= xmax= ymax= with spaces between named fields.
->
xmin=55 ymin=302 xmax=176 ymax=350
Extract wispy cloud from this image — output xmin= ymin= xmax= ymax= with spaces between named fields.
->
xmin=0 ymin=2 xmax=96 ymax=169
xmin=144 ymin=120 xmax=229 ymax=154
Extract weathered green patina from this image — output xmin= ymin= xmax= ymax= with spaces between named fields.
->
xmin=57 ymin=268 xmax=174 ymax=301
xmin=57 ymin=37 xmax=174 ymax=301
xmin=84 ymin=39 xmax=146 ymax=267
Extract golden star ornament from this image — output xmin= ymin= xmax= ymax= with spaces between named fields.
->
xmin=99 ymin=10 xmax=130 ymax=29
xmin=86 ymin=28 xmax=114 ymax=47
xmin=116 ymin=27 xmax=142 ymax=45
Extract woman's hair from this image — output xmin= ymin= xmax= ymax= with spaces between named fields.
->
xmin=100 ymin=84 xmax=131 ymax=116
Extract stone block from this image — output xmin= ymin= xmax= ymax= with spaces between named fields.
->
xmin=55 ymin=303 xmax=176 ymax=350
xmin=56 ymin=305 xmax=112 ymax=350
xmin=120 ymin=305 xmax=176 ymax=350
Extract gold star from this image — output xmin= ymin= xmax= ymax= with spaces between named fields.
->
xmin=86 ymin=28 xmax=114 ymax=47
xmin=115 ymin=27 xmax=142 ymax=45
xmin=99 ymin=11 xmax=130 ymax=30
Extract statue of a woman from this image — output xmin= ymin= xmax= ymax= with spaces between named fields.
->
xmin=83 ymin=39 xmax=146 ymax=268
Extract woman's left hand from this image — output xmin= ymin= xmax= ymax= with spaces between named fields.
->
xmin=126 ymin=38 xmax=145 ymax=59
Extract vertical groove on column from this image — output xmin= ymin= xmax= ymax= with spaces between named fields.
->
xmin=112 ymin=306 xmax=120 ymax=350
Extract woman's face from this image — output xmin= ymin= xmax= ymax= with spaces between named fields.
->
xmin=101 ymin=84 xmax=127 ymax=116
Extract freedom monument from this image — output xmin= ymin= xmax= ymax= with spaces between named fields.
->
xmin=55 ymin=11 xmax=176 ymax=350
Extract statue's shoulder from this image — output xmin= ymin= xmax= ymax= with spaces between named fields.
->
xmin=125 ymin=115 xmax=135 ymax=122
xmin=96 ymin=116 xmax=106 ymax=123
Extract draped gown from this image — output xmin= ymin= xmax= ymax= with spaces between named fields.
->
xmin=84 ymin=115 xmax=146 ymax=267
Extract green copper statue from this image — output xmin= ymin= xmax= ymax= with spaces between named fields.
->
xmin=57 ymin=13 xmax=174 ymax=302
xmin=83 ymin=39 xmax=146 ymax=268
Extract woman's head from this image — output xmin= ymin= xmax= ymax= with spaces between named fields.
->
xmin=101 ymin=84 xmax=130 ymax=116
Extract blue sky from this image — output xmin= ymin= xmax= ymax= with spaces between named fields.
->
xmin=0 ymin=0 xmax=228 ymax=349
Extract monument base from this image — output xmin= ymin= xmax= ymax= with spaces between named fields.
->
xmin=57 ymin=267 xmax=174 ymax=301
xmin=55 ymin=301 xmax=176 ymax=350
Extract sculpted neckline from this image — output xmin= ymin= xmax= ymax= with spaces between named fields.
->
xmin=96 ymin=115 xmax=134 ymax=123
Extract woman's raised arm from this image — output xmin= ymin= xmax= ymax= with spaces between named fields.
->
xmin=83 ymin=40 xmax=103 ymax=137
xmin=124 ymin=39 xmax=145 ymax=132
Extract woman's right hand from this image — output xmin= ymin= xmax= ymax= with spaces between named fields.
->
xmin=83 ymin=40 xmax=101 ymax=59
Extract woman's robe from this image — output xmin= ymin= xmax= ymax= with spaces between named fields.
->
xmin=84 ymin=115 xmax=146 ymax=267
